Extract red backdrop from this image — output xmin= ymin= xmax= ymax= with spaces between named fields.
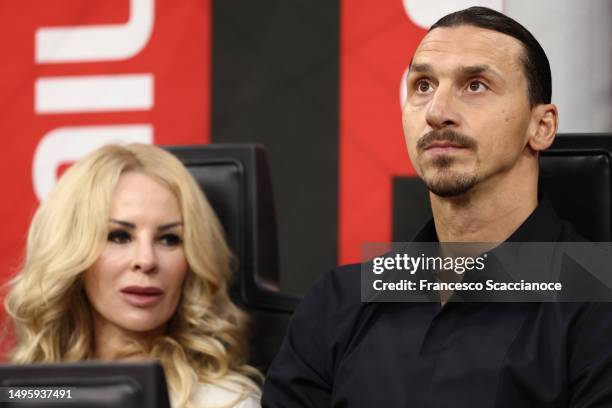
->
xmin=0 ymin=0 xmax=211 ymax=289
xmin=339 ymin=0 xmax=426 ymax=263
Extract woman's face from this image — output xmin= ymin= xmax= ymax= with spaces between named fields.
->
xmin=83 ymin=172 xmax=188 ymax=338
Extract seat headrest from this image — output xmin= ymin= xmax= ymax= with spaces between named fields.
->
xmin=165 ymin=144 xmax=297 ymax=312
xmin=540 ymin=149 xmax=612 ymax=241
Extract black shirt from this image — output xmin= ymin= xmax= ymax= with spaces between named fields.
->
xmin=262 ymin=200 xmax=612 ymax=407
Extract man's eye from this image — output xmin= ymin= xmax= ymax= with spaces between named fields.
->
xmin=108 ymin=230 xmax=131 ymax=244
xmin=415 ymin=80 xmax=433 ymax=94
xmin=159 ymin=234 xmax=183 ymax=246
xmin=467 ymin=80 xmax=487 ymax=93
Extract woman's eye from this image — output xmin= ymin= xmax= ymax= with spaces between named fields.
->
xmin=108 ymin=230 xmax=131 ymax=244
xmin=467 ymin=80 xmax=487 ymax=93
xmin=159 ymin=234 xmax=183 ymax=246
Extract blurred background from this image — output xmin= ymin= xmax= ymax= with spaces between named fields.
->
xmin=0 ymin=0 xmax=611 ymax=304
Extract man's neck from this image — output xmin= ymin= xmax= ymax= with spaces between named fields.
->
xmin=431 ymin=174 xmax=538 ymax=243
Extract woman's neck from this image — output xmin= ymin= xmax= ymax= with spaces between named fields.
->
xmin=92 ymin=311 xmax=164 ymax=361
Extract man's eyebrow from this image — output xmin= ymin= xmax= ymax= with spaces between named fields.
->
xmin=457 ymin=64 xmax=506 ymax=83
xmin=109 ymin=219 xmax=183 ymax=231
xmin=408 ymin=63 xmax=504 ymax=80
xmin=457 ymin=64 xmax=492 ymax=76
xmin=408 ymin=63 xmax=432 ymax=74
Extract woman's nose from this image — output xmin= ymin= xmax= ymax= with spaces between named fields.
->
xmin=131 ymin=240 xmax=158 ymax=273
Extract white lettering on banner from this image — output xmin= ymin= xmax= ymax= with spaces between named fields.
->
xmin=398 ymin=1 xmax=503 ymax=109
xmin=33 ymin=0 xmax=156 ymax=201
xmin=33 ymin=125 xmax=153 ymax=201
xmin=35 ymin=0 xmax=154 ymax=63
xmin=401 ymin=0 xmax=503 ymax=29
xmin=35 ymin=74 xmax=154 ymax=114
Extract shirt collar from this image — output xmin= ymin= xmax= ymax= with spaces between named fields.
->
xmin=411 ymin=196 xmax=562 ymax=243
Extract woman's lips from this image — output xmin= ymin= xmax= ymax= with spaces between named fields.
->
xmin=120 ymin=286 xmax=163 ymax=307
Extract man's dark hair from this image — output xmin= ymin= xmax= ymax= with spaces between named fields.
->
xmin=430 ymin=6 xmax=551 ymax=107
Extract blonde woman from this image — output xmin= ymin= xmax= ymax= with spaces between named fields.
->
xmin=4 ymin=144 xmax=261 ymax=408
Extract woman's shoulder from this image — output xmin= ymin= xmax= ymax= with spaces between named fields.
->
xmin=190 ymin=379 xmax=261 ymax=408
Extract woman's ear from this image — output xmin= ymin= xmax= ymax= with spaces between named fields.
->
xmin=527 ymin=103 xmax=558 ymax=152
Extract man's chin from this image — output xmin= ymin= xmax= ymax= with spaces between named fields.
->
xmin=424 ymin=175 xmax=478 ymax=198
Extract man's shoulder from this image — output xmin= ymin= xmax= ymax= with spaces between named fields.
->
xmin=330 ymin=262 xmax=363 ymax=286
xmin=290 ymin=262 xmax=372 ymax=339
xmin=304 ymin=262 xmax=363 ymax=307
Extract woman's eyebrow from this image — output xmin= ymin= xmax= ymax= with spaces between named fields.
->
xmin=109 ymin=219 xmax=183 ymax=231
xmin=158 ymin=222 xmax=183 ymax=231
xmin=110 ymin=219 xmax=135 ymax=229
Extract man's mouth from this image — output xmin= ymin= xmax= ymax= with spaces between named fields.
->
xmin=423 ymin=141 xmax=467 ymax=155
xmin=424 ymin=141 xmax=464 ymax=150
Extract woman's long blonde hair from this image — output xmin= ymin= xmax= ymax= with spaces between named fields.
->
xmin=4 ymin=143 xmax=261 ymax=407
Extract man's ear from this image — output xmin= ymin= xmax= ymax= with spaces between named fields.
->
xmin=527 ymin=103 xmax=558 ymax=152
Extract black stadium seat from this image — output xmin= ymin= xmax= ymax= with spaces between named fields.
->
xmin=165 ymin=144 xmax=299 ymax=373
xmin=542 ymin=133 xmax=612 ymax=241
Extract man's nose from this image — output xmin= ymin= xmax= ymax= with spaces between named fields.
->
xmin=131 ymin=240 xmax=158 ymax=273
xmin=425 ymin=85 xmax=459 ymax=129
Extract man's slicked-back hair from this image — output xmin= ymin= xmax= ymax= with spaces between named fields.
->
xmin=430 ymin=6 xmax=551 ymax=107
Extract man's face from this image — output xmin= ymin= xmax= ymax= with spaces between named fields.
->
xmin=402 ymin=25 xmax=534 ymax=197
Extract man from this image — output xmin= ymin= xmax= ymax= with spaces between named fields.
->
xmin=262 ymin=7 xmax=612 ymax=407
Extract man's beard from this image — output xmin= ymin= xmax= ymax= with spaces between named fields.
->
xmin=423 ymin=155 xmax=479 ymax=197
xmin=417 ymin=129 xmax=478 ymax=197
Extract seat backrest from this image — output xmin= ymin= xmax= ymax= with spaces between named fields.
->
xmin=540 ymin=148 xmax=612 ymax=241
xmin=542 ymin=133 xmax=612 ymax=241
xmin=165 ymin=144 xmax=298 ymax=372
